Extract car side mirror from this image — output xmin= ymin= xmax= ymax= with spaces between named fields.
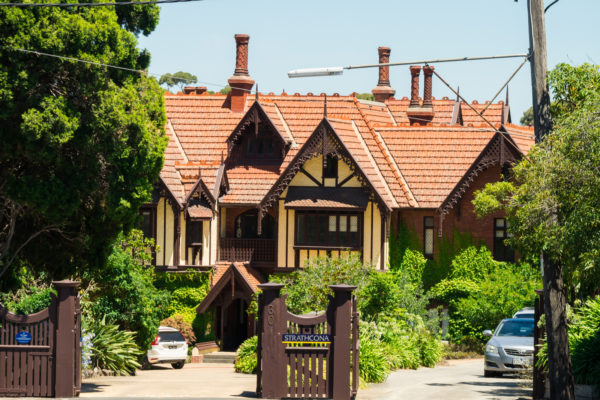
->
xmin=482 ymin=330 xmax=493 ymax=337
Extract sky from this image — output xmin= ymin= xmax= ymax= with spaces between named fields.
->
xmin=138 ymin=0 xmax=600 ymax=121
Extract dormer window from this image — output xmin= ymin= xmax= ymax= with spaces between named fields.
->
xmin=247 ymin=137 xmax=275 ymax=156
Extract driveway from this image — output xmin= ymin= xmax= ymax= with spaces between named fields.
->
xmin=81 ymin=363 xmax=256 ymax=399
xmin=357 ymin=358 xmax=532 ymax=400
xmin=78 ymin=358 xmax=530 ymax=400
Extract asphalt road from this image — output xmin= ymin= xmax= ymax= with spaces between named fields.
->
xmin=72 ymin=358 xmax=531 ymax=400
xmin=357 ymin=358 xmax=532 ymax=400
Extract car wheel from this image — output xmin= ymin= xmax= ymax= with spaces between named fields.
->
xmin=484 ymin=370 xmax=500 ymax=378
xmin=171 ymin=361 xmax=185 ymax=369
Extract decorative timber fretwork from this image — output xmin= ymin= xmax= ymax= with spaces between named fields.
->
xmin=185 ymin=177 xmax=216 ymax=211
xmin=257 ymin=118 xmax=391 ymax=234
xmin=438 ymin=133 xmax=521 ymax=218
xmin=158 ymin=177 xmax=182 ymax=210
xmin=215 ymin=163 xmax=230 ymax=198
xmin=226 ymin=101 xmax=291 ymax=158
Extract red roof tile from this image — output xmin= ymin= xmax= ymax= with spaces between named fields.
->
xmin=503 ymin=123 xmax=535 ymax=155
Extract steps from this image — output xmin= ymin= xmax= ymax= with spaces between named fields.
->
xmin=201 ymin=351 xmax=237 ymax=364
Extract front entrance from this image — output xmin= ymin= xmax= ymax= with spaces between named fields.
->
xmin=222 ymin=298 xmax=249 ymax=351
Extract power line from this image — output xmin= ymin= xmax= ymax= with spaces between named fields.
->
xmin=345 ymin=54 xmax=529 ymax=71
xmin=0 ymin=0 xmax=203 ymax=7
xmin=2 ymin=46 xmax=256 ymax=92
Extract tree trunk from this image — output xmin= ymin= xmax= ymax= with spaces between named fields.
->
xmin=542 ymin=255 xmax=575 ymax=400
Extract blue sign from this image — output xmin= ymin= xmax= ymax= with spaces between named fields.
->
xmin=15 ymin=331 xmax=32 ymax=345
xmin=282 ymin=333 xmax=331 ymax=344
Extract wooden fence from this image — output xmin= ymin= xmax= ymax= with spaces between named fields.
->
xmin=256 ymin=283 xmax=358 ymax=400
xmin=0 ymin=280 xmax=81 ymax=398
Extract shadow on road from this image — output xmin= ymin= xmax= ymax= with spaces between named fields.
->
xmin=81 ymin=383 xmax=109 ymax=393
xmin=459 ymin=379 xmax=532 ymax=399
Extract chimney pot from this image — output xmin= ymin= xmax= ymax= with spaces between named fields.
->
xmin=183 ymin=86 xmax=207 ymax=95
xmin=371 ymin=46 xmax=395 ymax=102
xmin=409 ymin=66 xmax=421 ymax=107
xmin=423 ymin=65 xmax=434 ymax=108
xmin=228 ymin=34 xmax=255 ymax=113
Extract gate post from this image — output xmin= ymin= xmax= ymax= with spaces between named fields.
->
xmin=53 ymin=280 xmax=80 ymax=398
xmin=257 ymin=283 xmax=285 ymax=399
xmin=330 ymin=285 xmax=356 ymax=400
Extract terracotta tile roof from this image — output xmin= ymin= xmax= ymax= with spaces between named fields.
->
xmin=187 ymin=204 xmax=213 ymax=219
xmin=232 ymin=262 xmax=264 ymax=292
xmin=160 ymin=122 xmax=186 ymax=204
xmin=461 ymin=101 xmax=506 ymax=127
xmin=285 ymin=186 xmax=369 ymax=209
xmin=503 ymin=123 xmax=535 ymax=155
xmin=220 ymin=164 xmax=282 ymax=205
xmin=376 ymin=126 xmax=496 ymax=208
xmin=327 ymin=118 xmax=395 ymax=209
xmin=386 ymin=97 xmax=457 ymax=125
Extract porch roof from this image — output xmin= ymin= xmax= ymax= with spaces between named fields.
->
xmin=196 ymin=262 xmax=264 ymax=314
xmin=284 ymin=186 xmax=369 ymax=210
xmin=187 ymin=204 xmax=213 ymax=219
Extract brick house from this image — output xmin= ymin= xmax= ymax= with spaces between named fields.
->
xmin=140 ymin=34 xmax=534 ymax=349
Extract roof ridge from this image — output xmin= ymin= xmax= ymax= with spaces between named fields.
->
xmin=167 ymin=120 xmax=190 ymax=164
xmin=272 ymin=102 xmax=297 ymax=148
xmin=349 ymin=120 xmax=398 ymax=208
xmin=353 ymin=97 xmax=416 ymax=208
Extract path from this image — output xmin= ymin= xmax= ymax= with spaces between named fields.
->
xmin=357 ymin=358 xmax=532 ymax=400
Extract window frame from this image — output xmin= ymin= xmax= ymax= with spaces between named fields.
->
xmin=493 ymin=218 xmax=515 ymax=262
xmin=423 ymin=216 xmax=434 ymax=259
xmin=295 ymin=211 xmax=362 ymax=249
xmin=139 ymin=206 xmax=156 ymax=241
xmin=186 ymin=219 xmax=204 ymax=247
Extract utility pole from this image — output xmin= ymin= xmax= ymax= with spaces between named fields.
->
xmin=527 ymin=0 xmax=574 ymax=399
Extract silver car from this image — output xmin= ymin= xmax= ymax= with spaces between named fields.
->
xmin=483 ymin=318 xmax=534 ymax=377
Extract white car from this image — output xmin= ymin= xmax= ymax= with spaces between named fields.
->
xmin=513 ymin=307 xmax=535 ymax=319
xmin=146 ymin=326 xmax=188 ymax=369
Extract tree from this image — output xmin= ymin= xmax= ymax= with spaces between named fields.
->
xmin=0 ymin=2 xmax=167 ymax=281
xmin=159 ymin=71 xmax=197 ymax=92
xmin=520 ymin=107 xmax=534 ymax=126
xmin=473 ymin=63 xmax=600 ymax=393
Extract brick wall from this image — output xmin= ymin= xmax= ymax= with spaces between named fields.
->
xmin=395 ymin=164 xmax=506 ymax=260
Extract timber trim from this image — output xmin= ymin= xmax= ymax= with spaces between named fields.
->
xmin=438 ymin=132 xmax=522 ymax=216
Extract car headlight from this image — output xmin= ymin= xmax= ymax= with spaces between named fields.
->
xmin=485 ymin=344 xmax=499 ymax=355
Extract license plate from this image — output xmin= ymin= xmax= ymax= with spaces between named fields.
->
xmin=513 ymin=357 xmax=524 ymax=365
xmin=168 ymin=345 xmax=177 ymax=349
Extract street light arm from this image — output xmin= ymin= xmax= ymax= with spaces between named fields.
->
xmin=288 ymin=67 xmax=344 ymax=78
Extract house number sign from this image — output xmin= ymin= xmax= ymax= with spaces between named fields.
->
xmin=282 ymin=334 xmax=331 ymax=344
xmin=15 ymin=331 xmax=32 ymax=345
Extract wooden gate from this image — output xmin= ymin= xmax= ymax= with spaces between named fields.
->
xmin=257 ymin=283 xmax=358 ymax=400
xmin=0 ymin=280 xmax=80 ymax=398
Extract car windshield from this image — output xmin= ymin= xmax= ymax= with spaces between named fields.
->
xmin=159 ymin=331 xmax=185 ymax=342
xmin=496 ymin=319 xmax=534 ymax=337
xmin=514 ymin=313 xmax=534 ymax=319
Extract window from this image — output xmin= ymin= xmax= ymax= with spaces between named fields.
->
xmin=187 ymin=220 xmax=203 ymax=246
xmin=424 ymin=216 xmax=434 ymax=259
xmin=323 ymin=154 xmax=338 ymax=179
xmin=296 ymin=212 xmax=360 ymax=248
xmin=234 ymin=210 xmax=275 ymax=239
xmin=139 ymin=208 xmax=155 ymax=240
xmin=493 ymin=218 xmax=514 ymax=262
xmin=247 ymin=137 xmax=275 ymax=156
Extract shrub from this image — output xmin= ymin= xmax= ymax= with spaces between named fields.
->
xmin=83 ymin=230 xmax=170 ymax=351
xmin=358 ymin=271 xmax=403 ymax=321
xmin=234 ymin=336 xmax=258 ymax=374
xmin=160 ymin=315 xmax=196 ymax=344
xmin=358 ymin=322 xmax=389 ymax=383
xmin=8 ymin=287 xmax=56 ymax=315
xmin=90 ymin=319 xmax=142 ymax=375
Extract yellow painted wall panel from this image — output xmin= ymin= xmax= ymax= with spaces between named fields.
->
xmin=220 ymin=208 xmax=226 ymax=238
xmin=179 ymin=212 xmax=186 ymax=265
xmin=156 ymin=198 xmax=165 ymax=266
xmin=338 ymin=163 xmax=361 ymax=187
xmin=211 ymin=214 xmax=218 ymax=265
xmin=324 ymin=178 xmax=336 ymax=187
xmin=363 ymin=202 xmax=372 ymax=265
xmin=299 ymin=249 xmax=308 ymax=268
xmin=287 ymin=209 xmax=295 ymax=268
xmin=164 ymin=200 xmax=174 ymax=266
xmin=278 ymin=200 xmax=287 ymax=267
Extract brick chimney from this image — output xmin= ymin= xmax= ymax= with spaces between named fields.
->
xmin=183 ymin=86 xmax=207 ymax=95
xmin=371 ymin=47 xmax=395 ymax=102
xmin=227 ymin=34 xmax=255 ymax=113
xmin=409 ymin=65 xmax=421 ymax=107
xmin=407 ymin=65 xmax=433 ymax=125
xmin=422 ymin=65 xmax=434 ymax=108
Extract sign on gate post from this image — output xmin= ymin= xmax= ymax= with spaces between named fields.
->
xmin=257 ymin=282 xmax=357 ymax=400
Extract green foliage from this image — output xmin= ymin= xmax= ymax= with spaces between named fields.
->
xmin=355 ymin=93 xmax=375 ymax=101
xmin=154 ymin=271 xmax=213 ymax=343
xmin=473 ymin=63 xmax=600 ymax=298
xmin=0 ymin=0 xmax=166 ymax=280
xmin=7 ymin=288 xmax=55 ymax=315
xmin=388 ymin=221 xmax=420 ymax=272
xmin=358 ymin=323 xmax=389 ymax=383
xmin=83 ymin=230 xmax=170 ymax=351
xmin=569 ymin=297 xmax=600 ymax=384
xmin=159 ymin=71 xmax=198 ymax=92
xmin=270 ymin=255 xmax=370 ymax=314
xmin=429 ymin=246 xmax=540 ymax=347
xmin=358 ymin=271 xmax=403 ymax=321
xmin=234 ymin=336 xmax=258 ymax=374
xmin=520 ymin=107 xmax=534 ymax=126
xmin=90 ymin=318 xmax=142 ymax=375
xmin=220 ymin=85 xmax=232 ymax=95
xmin=424 ymin=229 xmax=479 ymax=288
xmin=161 ymin=315 xmax=196 ymax=344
